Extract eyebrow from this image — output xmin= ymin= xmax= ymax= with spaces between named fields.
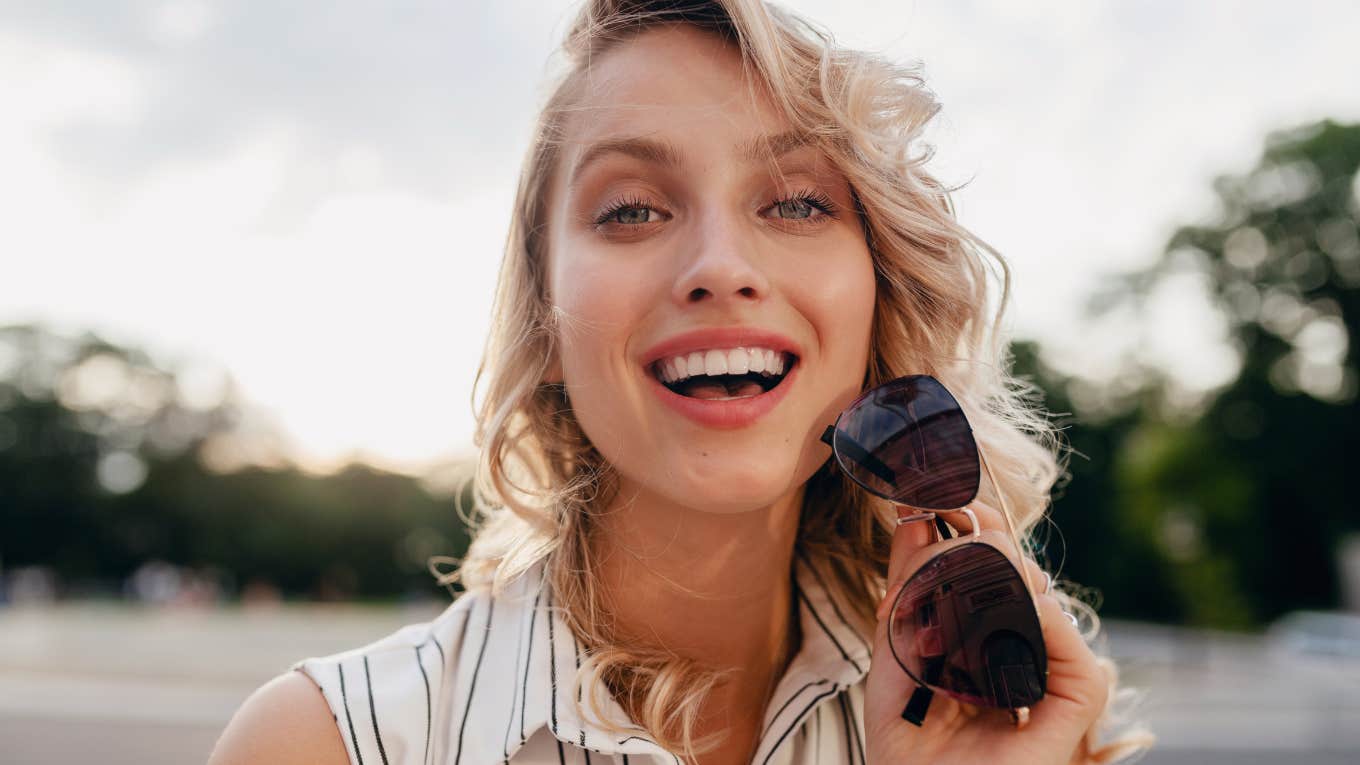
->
xmin=567 ymin=129 xmax=816 ymax=187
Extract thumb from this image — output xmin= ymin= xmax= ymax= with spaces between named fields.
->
xmin=876 ymin=513 xmax=936 ymax=621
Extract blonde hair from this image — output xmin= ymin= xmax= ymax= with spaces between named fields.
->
xmin=450 ymin=1 xmax=1155 ymax=762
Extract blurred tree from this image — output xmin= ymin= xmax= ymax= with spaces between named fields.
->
xmin=0 ymin=323 xmax=472 ymax=601
xmin=1025 ymin=120 xmax=1360 ymax=629
xmin=1009 ymin=342 xmax=1183 ymax=625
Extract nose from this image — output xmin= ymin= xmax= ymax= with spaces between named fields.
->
xmin=671 ymin=212 xmax=771 ymax=306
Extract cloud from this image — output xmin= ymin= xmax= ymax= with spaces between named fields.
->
xmin=4 ymin=0 xmax=1360 ymax=471
xmin=2 ymin=0 xmax=574 ymax=206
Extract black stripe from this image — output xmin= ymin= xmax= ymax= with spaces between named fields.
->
xmin=759 ymin=679 xmax=832 ymax=740
xmin=573 ymin=631 xmax=586 ymax=747
xmin=415 ymin=645 xmax=431 ymax=765
xmin=422 ymin=629 xmax=446 ymax=764
xmin=548 ymin=588 xmax=559 ymax=734
xmin=503 ymin=587 xmax=530 ymax=763
xmin=453 ymin=596 xmax=497 ymax=765
xmin=797 ymin=586 xmax=863 ymax=672
xmin=431 ymin=632 xmax=447 ymax=669
xmin=759 ymin=686 xmax=839 ymax=765
xmin=798 ymin=552 xmax=872 ymax=655
xmin=363 ymin=656 xmax=390 ymax=765
xmin=584 ymin=749 xmax=592 ymax=764
xmin=521 ymin=586 xmax=543 ymax=744
xmin=618 ymin=733 xmax=675 ymax=761
xmin=338 ymin=663 xmax=366 ymax=765
xmin=842 ymin=690 xmax=865 ymax=765
xmin=623 ymin=756 xmax=630 ymax=764
xmin=556 ymin=739 xmax=566 ymax=765
xmin=837 ymin=691 xmax=856 ymax=765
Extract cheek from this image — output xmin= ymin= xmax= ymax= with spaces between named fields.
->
xmin=794 ymin=247 xmax=877 ymax=367
xmin=548 ymin=245 xmax=672 ymax=476
xmin=549 ymin=245 xmax=654 ymax=382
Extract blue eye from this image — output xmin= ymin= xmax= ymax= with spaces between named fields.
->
xmin=766 ymin=190 xmax=839 ymax=221
xmin=594 ymin=195 xmax=663 ymax=227
xmin=774 ymin=199 xmax=815 ymax=219
xmin=592 ymin=189 xmax=840 ymax=230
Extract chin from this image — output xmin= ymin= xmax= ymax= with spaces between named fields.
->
xmin=589 ymin=408 xmax=830 ymax=517
xmin=678 ymin=489 xmax=791 ymax=516
xmin=662 ymin=455 xmax=804 ymax=515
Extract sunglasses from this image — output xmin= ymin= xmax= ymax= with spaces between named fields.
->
xmin=819 ymin=374 xmax=1047 ymax=727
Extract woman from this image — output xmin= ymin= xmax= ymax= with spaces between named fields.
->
xmin=211 ymin=1 xmax=1153 ymax=763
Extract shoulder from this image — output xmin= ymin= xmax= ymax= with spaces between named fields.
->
xmin=208 ymin=670 xmax=348 ymax=765
xmin=210 ymin=596 xmax=482 ymax=765
xmin=212 ymin=573 xmax=543 ymax=765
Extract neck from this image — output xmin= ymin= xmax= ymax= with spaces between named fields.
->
xmin=593 ymin=482 xmax=804 ymax=723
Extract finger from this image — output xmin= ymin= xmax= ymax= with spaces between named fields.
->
xmin=878 ymin=513 xmax=935 ymax=620
xmin=1035 ymin=594 xmax=1093 ymax=671
xmin=885 ymin=511 xmax=939 ymax=583
xmin=1028 ymin=594 xmax=1110 ymax=729
xmin=1026 ymin=558 xmax=1052 ymax=597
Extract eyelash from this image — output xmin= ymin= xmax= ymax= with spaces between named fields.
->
xmin=592 ymin=189 xmax=840 ymax=228
xmin=593 ymin=194 xmax=654 ymax=227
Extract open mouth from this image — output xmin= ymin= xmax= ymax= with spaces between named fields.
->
xmin=649 ymin=348 xmax=798 ymax=401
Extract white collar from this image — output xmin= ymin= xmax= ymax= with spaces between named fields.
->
xmin=476 ymin=554 xmax=874 ymax=763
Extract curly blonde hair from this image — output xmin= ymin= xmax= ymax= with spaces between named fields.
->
xmin=449 ymin=1 xmax=1155 ymax=762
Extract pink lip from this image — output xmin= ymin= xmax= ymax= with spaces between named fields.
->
xmin=639 ymin=326 xmax=802 ymax=430
xmin=644 ymin=360 xmax=798 ymax=429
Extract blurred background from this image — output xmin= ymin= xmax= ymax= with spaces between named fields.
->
xmin=2 ymin=1 xmax=1358 ymax=763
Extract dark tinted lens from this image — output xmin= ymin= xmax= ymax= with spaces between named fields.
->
xmin=830 ymin=375 xmax=980 ymax=508
xmin=888 ymin=542 xmax=1047 ymax=709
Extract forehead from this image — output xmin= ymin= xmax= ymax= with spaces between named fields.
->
xmin=558 ymin=25 xmax=793 ymax=168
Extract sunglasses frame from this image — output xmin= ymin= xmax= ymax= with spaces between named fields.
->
xmin=819 ymin=374 xmax=1046 ymax=726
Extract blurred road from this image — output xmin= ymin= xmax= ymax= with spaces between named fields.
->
xmin=1 ymin=604 xmax=1356 ymax=764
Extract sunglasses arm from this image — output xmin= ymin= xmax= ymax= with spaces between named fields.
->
xmin=976 ymin=446 xmax=1041 ymax=601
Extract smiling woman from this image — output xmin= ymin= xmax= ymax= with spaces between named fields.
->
xmin=209 ymin=2 xmax=1153 ymax=764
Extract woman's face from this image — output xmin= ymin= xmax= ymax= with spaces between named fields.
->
xmin=545 ymin=25 xmax=876 ymax=516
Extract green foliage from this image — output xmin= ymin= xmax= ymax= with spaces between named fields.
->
xmin=1021 ymin=120 xmax=1360 ymax=629
xmin=0 ymin=324 xmax=472 ymax=601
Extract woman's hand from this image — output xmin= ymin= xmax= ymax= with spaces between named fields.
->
xmin=863 ymin=501 xmax=1110 ymax=765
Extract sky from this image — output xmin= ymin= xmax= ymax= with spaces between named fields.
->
xmin=2 ymin=0 xmax=1358 ymax=477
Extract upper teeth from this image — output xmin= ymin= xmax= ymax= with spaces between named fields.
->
xmin=654 ymin=347 xmax=789 ymax=384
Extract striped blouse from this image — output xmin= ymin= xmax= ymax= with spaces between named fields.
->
xmin=293 ymin=556 xmax=874 ymax=765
